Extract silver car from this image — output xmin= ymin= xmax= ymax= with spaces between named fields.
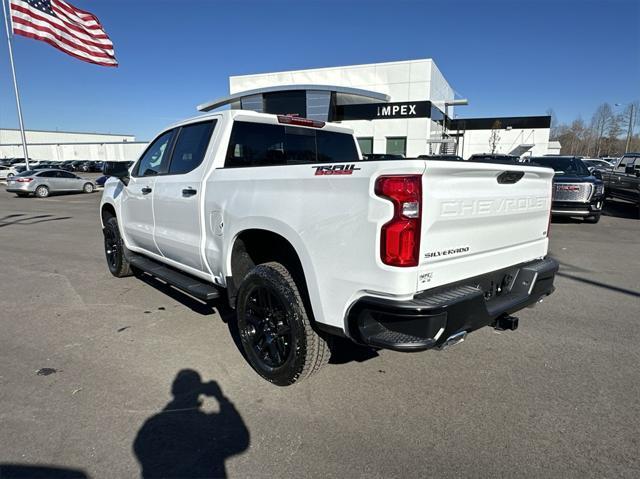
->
xmin=6 ymin=169 xmax=96 ymax=198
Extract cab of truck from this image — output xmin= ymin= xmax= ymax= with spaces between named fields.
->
xmin=603 ymin=153 xmax=640 ymax=214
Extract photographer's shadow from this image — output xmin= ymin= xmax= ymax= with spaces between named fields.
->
xmin=133 ymin=370 xmax=249 ymax=478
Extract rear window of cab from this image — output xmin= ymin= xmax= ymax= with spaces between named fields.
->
xmin=225 ymin=121 xmax=359 ymax=168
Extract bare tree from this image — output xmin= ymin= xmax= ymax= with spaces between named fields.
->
xmin=591 ymin=103 xmax=614 ymax=157
xmin=559 ymin=118 xmax=586 ymax=155
xmin=489 ymin=120 xmax=502 ymax=154
xmin=621 ymin=101 xmax=640 ymax=153
xmin=535 ymin=101 xmax=639 ymax=156
xmin=605 ymin=113 xmax=624 ymax=156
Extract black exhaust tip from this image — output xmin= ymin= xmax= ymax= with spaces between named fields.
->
xmin=495 ymin=315 xmax=519 ymax=331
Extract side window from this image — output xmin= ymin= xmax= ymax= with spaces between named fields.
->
xmin=617 ymin=156 xmax=632 ymax=171
xmin=39 ymin=171 xmax=56 ymax=178
xmin=168 ymin=121 xmax=216 ymax=175
xmin=226 ymin=122 xmax=285 ymax=167
xmin=317 ymin=130 xmax=360 ymax=163
xmin=134 ymin=130 xmax=175 ymax=177
xmin=60 ymin=171 xmax=76 ymax=178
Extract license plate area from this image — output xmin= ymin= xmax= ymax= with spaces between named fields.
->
xmin=476 ymin=268 xmax=519 ymax=301
xmin=417 ymin=264 xmax=521 ymax=303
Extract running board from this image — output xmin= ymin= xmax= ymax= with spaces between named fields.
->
xmin=128 ymin=253 xmax=220 ymax=301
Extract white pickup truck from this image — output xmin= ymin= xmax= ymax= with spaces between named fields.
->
xmin=100 ymin=110 xmax=558 ymax=386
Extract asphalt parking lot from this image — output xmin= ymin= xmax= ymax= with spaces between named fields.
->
xmin=0 ymin=188 xmax=638 ymax=478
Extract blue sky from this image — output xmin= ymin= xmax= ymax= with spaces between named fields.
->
xmin=1 ymin=0 xmax=638 ymax=140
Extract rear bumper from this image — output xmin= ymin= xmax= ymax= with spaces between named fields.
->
xmin=6 ymin=184 xmax=34 ymax=193
xmin=346 ymin=257 xmax=558 ymax=351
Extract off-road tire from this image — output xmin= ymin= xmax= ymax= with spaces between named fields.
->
xmin=103 ymin=216 xmax=133 ymax=277
xmin=236 ymin=261 xmax=330 ymax=386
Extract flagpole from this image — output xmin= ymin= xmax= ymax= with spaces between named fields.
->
xmin=2 ymin=0 xmax=30 ymax=169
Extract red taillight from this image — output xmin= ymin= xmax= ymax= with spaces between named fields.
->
xmin=375 ymin=175 xmax=422 ymax=267
xmin=16 ymin=177 xmax=33 ymax=183
xmin=277 ymin=115 xmax=325 ymax=128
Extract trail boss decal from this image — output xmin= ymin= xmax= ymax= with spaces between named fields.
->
xmin=425 ymin=246 xmax=470 ymax=259
xmin=312 ymin=164 xmax=362 ymax=176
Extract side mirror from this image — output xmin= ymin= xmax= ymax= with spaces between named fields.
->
xmin=103 ymin=161 xmax=130 ymax=185
xmin=592 ymin=169 xmax=602 ymax=180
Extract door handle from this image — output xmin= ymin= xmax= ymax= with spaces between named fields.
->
xmin=141 ymin=187 xmax=152 ymax=195
xmin=182 ymin=188 xmax=197 ymax=197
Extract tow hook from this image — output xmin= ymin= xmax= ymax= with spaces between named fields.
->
xmin=495 ymin=315 xmax=519 ymax=331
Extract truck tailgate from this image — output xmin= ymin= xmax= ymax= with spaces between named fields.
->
xmin=418 ymin=161 xmax=553 ymax=291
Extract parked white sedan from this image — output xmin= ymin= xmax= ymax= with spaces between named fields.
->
xmin=0 ymin=165 xmax=18 ymax=180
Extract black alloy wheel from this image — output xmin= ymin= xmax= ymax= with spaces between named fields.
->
xmin=236 ymin=262 xmax=330 ymax=386
xmin=242 ymin=285 xmax=292 ymax=368
xmin=103 ymin=216 xmax=133 ymax=277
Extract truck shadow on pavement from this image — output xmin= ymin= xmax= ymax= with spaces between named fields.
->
xmin=134 ymin=271 xmax=216 ymax=316
xmin=0 ymin=464 xmax=88 ymax=478
xmin=132 ymin=274 xmax=379 ymax=366
xmin=556 ymin=260 xmax=640 ymax=298
xmin=0 ymin=213 xmax=72 ymax=228
xmin=557 ymin=271 xmax=640 ymax=298
xmin=602 ymin=199 xmax=639 ymax=219
xmin=133 ymin=370 xmax=250 ymax=479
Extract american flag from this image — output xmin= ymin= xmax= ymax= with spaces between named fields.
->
xmin=9 ymin=0 xmax=117 ymax=67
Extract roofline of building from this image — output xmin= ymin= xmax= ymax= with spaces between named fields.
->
xmin=0 ymin=127 xmax=136 ymax=137
xmin=198 ymin=84 xmax=391 ymax=112
xmin=229 ymin=58 xmax=434 ymax=80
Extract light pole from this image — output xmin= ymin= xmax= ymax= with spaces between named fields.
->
xmin=615 ymin=102 xmax=636 ymax=153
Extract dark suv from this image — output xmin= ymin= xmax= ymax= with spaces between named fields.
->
xmin=528 ymin=156 xmax=605 ymax=223
xmin=601 ymin=153 xmax=640 ymax=217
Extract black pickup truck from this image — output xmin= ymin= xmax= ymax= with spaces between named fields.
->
xmin=601 ymin=153 xmax=640 ymax=216
xmin=529 ymin=156 xmax=605 ymax=223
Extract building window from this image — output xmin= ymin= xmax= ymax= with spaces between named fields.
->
xmin=386 ymin=137 xmax=406 ymax=157
xmin=263 ymin=91 xmax=307 ymax=117
xmin=357 ymin=137 xmax=373 ymax=156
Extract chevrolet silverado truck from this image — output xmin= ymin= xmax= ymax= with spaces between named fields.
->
xmin=602 ymin=153 xmax=640 ymax=216
xmin=528 ymin=156 xmax=605 ymax=223
xmin=100 ymin=110 xmax=558 ymax=386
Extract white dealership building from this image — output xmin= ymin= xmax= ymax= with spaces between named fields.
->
xmin=197 ymin=58 xmax=554 ymax=159
xmin=0 ymin=128 xmax=146 ymax=162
